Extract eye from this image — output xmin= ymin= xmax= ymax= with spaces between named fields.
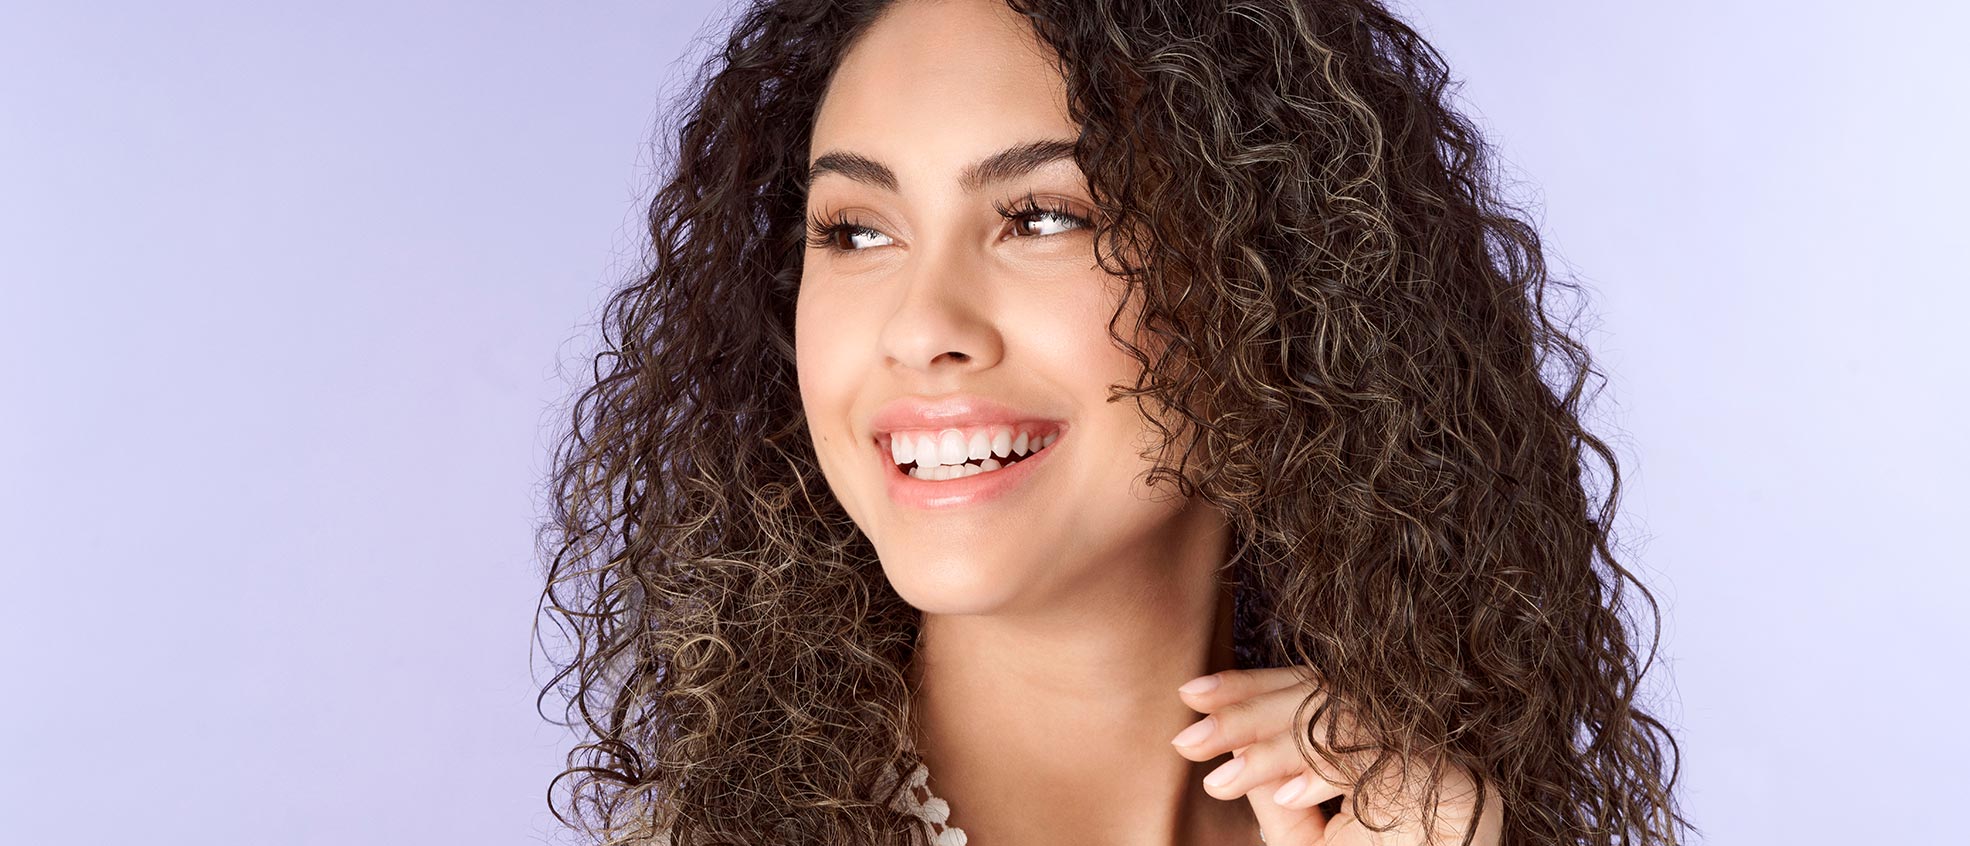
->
xmin=993 ymin=192 xmax=1092 ymax=239
xmin=805 ymin=209 xmax=895 ymax=252
xmin=803 ymin=193 xmax=1092 ymax=253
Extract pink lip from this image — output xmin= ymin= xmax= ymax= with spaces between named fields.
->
xmin=878 ymin=426 xmax=1064 ymax=509
xmin=868 ymin=394 xmax=1066 ymax=437
xmin=868 ymin=394 xmax=1068 ymax=509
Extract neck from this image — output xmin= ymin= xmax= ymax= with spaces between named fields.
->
xmin=905 ymin=510 xmax=1260 ymax=846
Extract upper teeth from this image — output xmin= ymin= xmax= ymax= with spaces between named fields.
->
xmin=890 ymin=425 xmax=1059 ymax=468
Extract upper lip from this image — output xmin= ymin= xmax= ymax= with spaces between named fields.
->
xmin=869 ymin=394 xmax=1066 ymax=439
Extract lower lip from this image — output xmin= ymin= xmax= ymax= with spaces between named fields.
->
xmin=880 ymin=430 xmax=1063 ymax=510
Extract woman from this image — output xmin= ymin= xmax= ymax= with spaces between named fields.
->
xmin=537 ymin=0 xmax=1693 ymax=844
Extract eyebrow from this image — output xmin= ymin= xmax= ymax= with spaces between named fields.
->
xmin=804 ymin=137 xmax=1080 ymax=196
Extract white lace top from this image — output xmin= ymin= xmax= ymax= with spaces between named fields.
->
xmin=642 ymin=750 xmax=967 ymax=845
xmin=876 ymin=753 xmax=969 ymax=845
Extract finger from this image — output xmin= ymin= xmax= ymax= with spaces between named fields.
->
xmin=1196 ymin=724 xmax=1347 ymax=807
xmin=1172 ymin=682 xmax=1355 ymax=763
xmin=1270 ymin=764 xmax=1349 ymax=812
xmin=1177 ymin=664 xmax=1323 ymax=712
xmin=1245 ymin=772 xmax=1331 ymax=846
xmin=1319 ymin=800 xmax=1441 ymax=846
xmin=1320 ymin=757 xmax=1505 ymax=845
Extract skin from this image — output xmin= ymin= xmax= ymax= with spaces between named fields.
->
xmin=795 ymin=1 xmax=1503 ymax=843
xmin=1175 ymin=667 xmax=1507 ymax=845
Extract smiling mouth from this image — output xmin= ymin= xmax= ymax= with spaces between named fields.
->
xmin=882 ymin=422 xmax=1055 ymax=481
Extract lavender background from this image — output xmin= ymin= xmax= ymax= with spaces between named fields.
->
xmin=3 ymin=1 xmax=1962 ymax=843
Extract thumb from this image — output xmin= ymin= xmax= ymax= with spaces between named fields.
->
xmin=1245 ymin=773 xmax=1330 ymax=846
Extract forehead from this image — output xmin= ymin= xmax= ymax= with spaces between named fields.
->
xmin=808 ymin=0 xmax=1077 ymax=174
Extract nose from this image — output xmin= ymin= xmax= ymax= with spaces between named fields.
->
xmin=877 ymin=250 xmax=1005 ymax=376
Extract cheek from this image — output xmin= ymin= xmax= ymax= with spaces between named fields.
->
xmin=1045 ymin=276 xmax=1188 ymax=481
xmin=1042 ymin=274 xmax=1144 ymax=401
xmin=793 ymin=282 xmax=876 ymax=461
xmin=793 ymin=283 xmax=847 ymax=402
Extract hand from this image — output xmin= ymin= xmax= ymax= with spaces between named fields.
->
xmin=1170 ymin=665 xmax=1504 ymax=846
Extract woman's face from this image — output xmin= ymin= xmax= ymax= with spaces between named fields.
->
xmin=796 ymin=0 xmax=1218 ymax=614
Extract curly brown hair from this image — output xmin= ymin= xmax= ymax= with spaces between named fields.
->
xmin=533 ymin=1 xmax=1696 ymax=844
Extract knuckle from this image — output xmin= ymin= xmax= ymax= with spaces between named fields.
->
xmin=1197 ymin=668 xmax=1246 ymax=700
xmin=1211 ymin=700 xmax=1261 ymax=745
xmin=1251 ymin=732 xmax=1312 ymax=780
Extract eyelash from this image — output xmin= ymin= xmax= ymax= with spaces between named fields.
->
xmin=804 ymin=192 xmax=1091 ymax=252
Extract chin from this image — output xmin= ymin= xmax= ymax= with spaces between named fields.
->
xmin=876 ymin=544 xmax=1030 ymax=615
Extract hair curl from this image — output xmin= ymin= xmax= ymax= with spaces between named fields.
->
xmin=533 ymin=1 xmax=1696 ymax=844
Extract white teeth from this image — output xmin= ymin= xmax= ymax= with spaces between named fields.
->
xmin=893 ymin=425 xmax=1063 ymax=479
xmin=937 ymin=430 xmax=967 ymax=465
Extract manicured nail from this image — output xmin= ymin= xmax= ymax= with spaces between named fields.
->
xmin=1204 ymin=755 xmax=1246 ymax=787
xmin=1272 ymin=773 xmax=1309 ymax=804
xmin=1170 ymin=715 xmax=1215 ymax=747
xmin=1178 ymin=674 xmax=1222 ymax=695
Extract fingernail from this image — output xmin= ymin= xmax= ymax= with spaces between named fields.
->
xmin=1204 ymin=755 xmax=1246 ymax=787
xmin=1170 ymin=715 xmax=1215 ymax=747
xmin=1272 ymin=774 xmax=1309 ymax=805
xmin=1178 ymin=674 xmax=1222 ymax=695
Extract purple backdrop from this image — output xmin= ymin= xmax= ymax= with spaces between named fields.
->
xmin=2 ymin=1 xmax=1961 ymax=843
